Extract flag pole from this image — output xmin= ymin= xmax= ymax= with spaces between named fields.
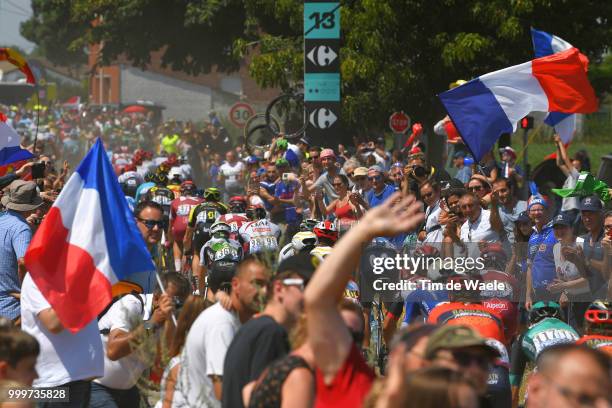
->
xmin=155 ymin=271 xmax=178 ymax=327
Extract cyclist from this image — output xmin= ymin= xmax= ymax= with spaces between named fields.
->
xmin=278 ymin=231 xmax=318 ymax=262
xmin=183 ymin=187 xmax=229 ymax=273
xmin=217 ymin=196 xmax=249 ymax=242
xmin=239 ymin=205 xmax=281 ymax=254
xmin=199 ymin=221 xmax=243 ymax=297
xmin=310 ymin=220 xmax=338 ymax=261
xmin=147 ymin=174 xmax=174 ymax=221
xmin=135 ymin=171 xmax=157 ymax=203
xmin=169 ymin=181 xmax=203 ymax=272
xmin=509 ymin=301 xmax=579 ymax=407
xmin=576 ymin=300 xmax=612 ymax=356
xmin=479 ymin=243 xmax=520 ymax=343
xmin=299 ymin=218 xmax=319 ymax=232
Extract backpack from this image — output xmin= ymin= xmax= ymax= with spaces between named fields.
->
xmin=98 ymin=291 xmax=145 ymax=335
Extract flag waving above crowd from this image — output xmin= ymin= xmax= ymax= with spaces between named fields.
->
xmin=24 ymin=139 xmax=155 ymax=333
xmin=438 ymin=48 xmax=598 ymax=161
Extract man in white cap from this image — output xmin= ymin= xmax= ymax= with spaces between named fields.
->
xmin=0 ymin=180 xmax=43 ymax=323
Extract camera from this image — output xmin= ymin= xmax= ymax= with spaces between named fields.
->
xmin=413 ymin=165 xmax=427 ymax=178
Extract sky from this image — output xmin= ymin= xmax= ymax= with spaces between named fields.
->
xmin=0 ymin=0 xmax=35 ymax=52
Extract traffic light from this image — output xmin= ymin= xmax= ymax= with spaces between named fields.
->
xmin=520 ymin=116 xmax=534 ymax=130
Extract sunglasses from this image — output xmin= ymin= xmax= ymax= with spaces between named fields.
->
xmin=282 ymin=278 xmax=305 ymax=291
xmin=137 ymin=218 xmax=166 ymax=230
xmin=451 ymin=351 xmax=491 ymax=369
xmin=368 ymin=175 xmax=382 ymax=181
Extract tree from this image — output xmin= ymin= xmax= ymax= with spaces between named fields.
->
xmin=21 ymin=0 xmax=612 ymax=132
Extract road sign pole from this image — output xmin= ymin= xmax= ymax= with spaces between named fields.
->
xmin=304 ymin=0 xmax=341 ymax=147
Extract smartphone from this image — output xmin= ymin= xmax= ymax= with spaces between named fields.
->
xmin=282 ymin=173 xmax=290 ymax=183
xmin=31 ymin=163 xmax=45 ymax=179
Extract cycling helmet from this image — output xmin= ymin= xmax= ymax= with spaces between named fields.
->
xmin=299 ymin=219 xmax=319 ymax=232
xmin=412 ymin=244 xmax=440 ymax=258
xmin=229 ymin=196 xmax=247 ymax=213
xmin=156 ymin=163 xmax=170 ymax=175
xmin=208 ymin=260 xmax=238 ymax=293
xmin=311 ymin=245 xmax=333 ymax=262
xmin=480 ymin=243 xmax=508 ymax=270
xmin=150 ymin=187 xmax=173 ymax=206
xmin=210 ymin=221 xmax=231 ymax=239
xmin=313 ymin=220 xmax=338 ymax=245
xmin=180 ymin=180 xmax=197 ymax=195
xmin=144 ymin=171 xmax=156 ymax=183
xmin=245 ymin=205 xmax=267 ymax=220
xmin=204 ymin=187 xmax=221 ymax=202
xmin=447 ymin=272 xmax=483 ymax=302
xmin=529 ymin=301 xmax=563 ymax=325
xmin=369 ymin=237 xmax=397 ymax=252
xmin=292 ymin=231 xmax=318 ymax=252
xmin=155 ymin=173 xmax=169 ymax=186
xmin=584 ymin=300 xmax=612 ymax=334
xmin=168 ymin=167 xmax=183 ymax=183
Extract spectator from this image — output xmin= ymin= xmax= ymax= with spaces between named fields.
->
xmin=554 ymin=135 xmax=582 ymax=227
xmin=156 ymin=295 xmax=207 ymax=408
xmin=222 ymin=253 xmax=314 ymax=408
xmin=505 ymin=211 xmax=532 ymax=280
xmin=419 ymin=179 xmax=443 ymax=244
xmin=350 ymin=167 xmax=370 ymax=197
xmin=467 ymin=175 xmax=492 ymax=207
xmin=479 ymin=150 xmax=499 ymax=184
xmin=603 ymin=211 xmax=612 ymax=299
xmin=366 ymin=165 xmax=395 ymax=208
xmin=20 ymin=271 xmax=104 ymax=407
xmin=526 ymin=344 xmax=611 ymax=408
xmin=304 ymin=192 xmax=424 ymax=407
xmin=317 ymin=175 xmax=364 ymax=222
xmin=492 ymin=178 xmax=527 ymax=244
xmin=452 ymin=151 xmax=472 ymax=185
xmin=219 ymin=151 xmax=245 ymax=201
xmin=424 ymin=325 xmax=499 ymax=406
xmin=0 ymin=180 xmax=43 ymax=323
xmin=459 ymin=192 xmax=504 ymax=257
xmin=310 ymin=149 xmax=343 ymax=202
xmin=389 ymin=163 xmax=404 ymax=190
xmin=578 ymin=196 xmax=607 ymax=298
xmin=0 ymin=328 xmax=39 ymax=386
xmin=525 ymin=198 xmax=557 ymax=307
xmin=176 ymin=256 xmax=270 ymax=406
xmin=91 ymin=272 xmax=189 ymax=408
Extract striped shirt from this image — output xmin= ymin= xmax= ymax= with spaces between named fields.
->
xmin=0 ymin=210 xmax=32 ymax=320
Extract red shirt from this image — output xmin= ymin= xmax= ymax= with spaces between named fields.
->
xmin=314 ymin=343 xmax=375 ymax=408
xmin=170 ymin=196 xmax=203 ymax=242
xmin=428 ymin=302 xmax=506 ymax=345
xmin=217 ymin=213 xmax=249 ymax=241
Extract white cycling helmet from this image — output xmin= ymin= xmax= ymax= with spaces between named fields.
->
xmin=210 ymin=221 xmax=231 ymax=238
xmin=291 ymin=231 xmax=318 ymax=252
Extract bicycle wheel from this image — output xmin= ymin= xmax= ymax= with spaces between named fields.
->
xmin=244 ymin=113 xmax=281 ymax=153
xmin=265 ymin=93 xmax=305 ymax=140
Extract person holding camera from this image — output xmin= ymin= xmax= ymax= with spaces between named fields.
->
xmin=91 ymin=272 xmax=190 ymax=408
xmin=365 ymin=166 xmax=395 ymax=209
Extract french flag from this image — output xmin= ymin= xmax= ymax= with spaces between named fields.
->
xmin=438 ymin=48 xmax=597 ymax=161
xmin=531 ymin=28 xmax=579 ymax=143
xmin=24 ymin=139 xmax=155 ymax=333
xmin=0 ymin=112 xmax=34 ymax=166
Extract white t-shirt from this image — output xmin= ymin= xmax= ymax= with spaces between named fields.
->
xmin=95 ymin=294 xmax=154 ymax=389
xmin=220 ymin=161 xmax=245 ymax=189
xmin=174 ymin=303 xmax=240 ymax=407
xmin=423 ymin=201 xmax=444 ymax=245
xmin=553 ymin=237 xmax=590 ymax=295
xmin=460 ymin=209 xmax=502 ymax=258
xmin=20 ymin=274 xmax=104 ymax=388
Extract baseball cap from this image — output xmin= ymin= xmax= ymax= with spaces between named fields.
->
xmin=320 ymin=148 xmax=336 ymax=159
xmin=424 ymin=325 xmax=500 ymax=360
xmin=515 ymin=211 xmax=530 ymax=224
xmin=376 ymin=136 xmax=385 ymax=145
xmin=246 ymin=155 xmax=260 ymax=165
xmin=528 ymin=197 xmax=548 ymax=210
xmin=353 ymin=167 xmax=368 ymax=177
xmin=552 ymin=212 xmax=572 ymax=227
xmin=276 ymin=253 xmax=318 ymax=283
xmin=580 ymin=195 xmax=603 ymax=212
xmin=453 ymin=151 xmax=466 ymax=159
xmin=368 ymin=165 xmax=384 ymax=174
xmin=299 ymin=137 xmax=311 ymax=145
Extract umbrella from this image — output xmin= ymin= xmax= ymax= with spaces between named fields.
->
xmin=122 ymin=105 xmax=147 ymax=114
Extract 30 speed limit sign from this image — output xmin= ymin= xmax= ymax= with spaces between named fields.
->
xmin=229 ymin=102 xmax=255 ymax=128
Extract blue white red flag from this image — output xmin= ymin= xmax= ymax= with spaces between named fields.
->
xmin=0 ymin=112 xmax=34 ymax=166
xmin=24 ymin=139 xmax=155 ymax=332
xmin=531 ymin=28 xmax=578 ymax=143
xmin=438 ymin=48 xmax=597 ymax=161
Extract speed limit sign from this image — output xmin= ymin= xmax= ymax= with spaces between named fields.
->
xmin=229 ymin=102 xmax=255 ymax=128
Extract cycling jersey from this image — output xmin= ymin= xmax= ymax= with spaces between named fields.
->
xmin=239 ymin=219 xmax=281 ymax=254
xmin=428 ymin=302 xmax=506 ymax=345
xmin=509 ymin=317 xmax=579 ymax=386
xmin=310 ymin=245 xmax=333 ymax=261
xmin=576 ymin=335 xmax=612 ymax=357
xmin=400 ymin=277 xmax=448 ymax=326
xmin=200 ymin=237 xmax=243 ymax=268
xmin=480 ymin=270 xmax=520 ymax=341
xmin=344 ymin=280 xmax=360 ymax=304
xmin=149 ymin=186 xmax=175 ymax=218
xmin=187 ymin=201 xmax=229 ymax=229
xmin=170 ymin=196 xmax=204 ymax=242
xmin=217 ymin=213 xmax=249 ymax=241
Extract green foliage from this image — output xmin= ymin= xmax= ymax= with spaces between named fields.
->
xmin=20 ymin=0 xmax=612 ymax=132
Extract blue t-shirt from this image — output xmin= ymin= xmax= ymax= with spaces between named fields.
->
xmin=529 ymin=224 xmax=557 ymax=289
xmin=260 ymin=180 xmax=277 ymax=210
xmin=367 ymin=184 xmax=396 ymax=208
